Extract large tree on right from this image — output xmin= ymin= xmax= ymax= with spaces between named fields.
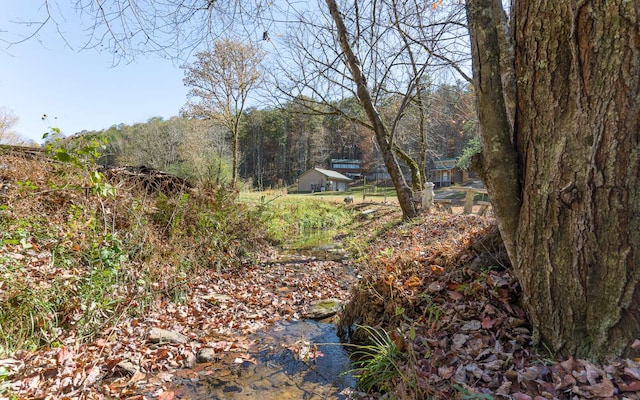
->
xmin=467 ymin=0 xmax=639 ymax=360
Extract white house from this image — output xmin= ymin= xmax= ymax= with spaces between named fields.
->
xmin=298 ymin=167 xmax=352 ymax=192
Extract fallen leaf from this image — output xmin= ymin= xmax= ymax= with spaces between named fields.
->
xmin=56 ymin=347 xmax=74 ymax=367
xmin=156 ymin=348 xmax=170 ymax=360
xmin=158 ymin=390 xmax=175 ymax=400
xmin=584 ymin=377 xmax=615 ymax=397
xmin=438 ymin=366 xmax=454 ymax=379
xmin=619 ymin=380 xmax=640 ymax=392
xmin=126 ymin=370 xmax=146 ymax=386
xmin=389 ymin=330 xmax=407 ymax=352
xmin=481 ymin=316 xmax=495 ymax=329
xmin=404 ymin=275 xmax=421 ymax=289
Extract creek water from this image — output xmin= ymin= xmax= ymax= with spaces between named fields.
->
xmin=175 ymin=320 xmax=356 ymax=399
xmin=174 ymin=235 xmax=358 ymax=399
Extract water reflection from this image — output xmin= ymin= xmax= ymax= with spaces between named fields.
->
xmin=175 ymin=320 xmax=356 ymax=399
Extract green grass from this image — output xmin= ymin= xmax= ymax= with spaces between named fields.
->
xmin=346 ymin=325 xmax=408 ymax=393
xmin=0 ymin=269 xmax=66 ymax=353
xmin=247 ymin=194 xmax=354 ymax=246
xmin=239 ymin=183 xmax=399 ymax=204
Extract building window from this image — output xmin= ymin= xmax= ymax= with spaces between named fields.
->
xmin=332 ymin=163 xmax=360 ymax=169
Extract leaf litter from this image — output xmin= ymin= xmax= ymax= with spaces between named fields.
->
xmin=1 ymin=250 xmax=355 ymax=399
xmin=4 ymin=203 xmax=640 ymax=399
xmin=0 ymin=244 xmax=354 ymax=399
xmin=1 ymin=150 xmax=639 ymax=399
xmin=339 ymin=210 xmax=640 ymax=399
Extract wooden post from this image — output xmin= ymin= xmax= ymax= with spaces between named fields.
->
xmin=363 ymin=176 xmax=366 ymax=201
xmin=463 ymin=190 xmax=474 ymax=214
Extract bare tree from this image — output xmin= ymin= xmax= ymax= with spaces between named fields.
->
xmin=273 ymin=0 xmax=470 ymax=218
xmin=0 ymin=108 xmax=23 ymax=144
xmin=8 ymin=0 xmax=276 ymax=62
xmin=182 ymin=38 xmax=264 ymax=188
xmin=179 ymin=119 xmax=230 ymax=187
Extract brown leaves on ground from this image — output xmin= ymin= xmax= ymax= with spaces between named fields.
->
xmin=1 ymin=254 xmax=355 ymax=399
xmin=341 ymin=212 xmax=640 ymax=399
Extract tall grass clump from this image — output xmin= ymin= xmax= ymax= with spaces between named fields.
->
xmin=347 ymin=325 xmax=407 ymax=393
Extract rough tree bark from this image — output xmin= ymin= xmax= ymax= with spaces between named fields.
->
xmin=393 ymin=144 xmax=423 ymax=191
xmin=467 ymin=0 xmax=640 ymax=360
xmin=325 ymin=0 xmax=417 ymax=219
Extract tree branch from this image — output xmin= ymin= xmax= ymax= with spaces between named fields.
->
xmin=466 ymin=0 xmax=520 ymax=263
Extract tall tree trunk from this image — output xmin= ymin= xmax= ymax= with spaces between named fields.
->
xmin=325 ymin=0 xmax=417 ymax=219
xmin=231 ymin=127 xmax=239 ymax=188
xmin=393 ymin=144 xmax=422 ymax=191
xmin=468 ymin=0 xmax=640 ymax=360
xmin=514 ymin=0 xmax=640 ymax=359
xmin=466 ymin=0 xmax=520 ymax=263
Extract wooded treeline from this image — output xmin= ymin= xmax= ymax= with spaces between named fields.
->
xmin=78 ymin=83 xmax=474 ymax=189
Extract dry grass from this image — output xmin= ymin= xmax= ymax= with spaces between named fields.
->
xmin=0 ymin=149 xmax=269 ymax=354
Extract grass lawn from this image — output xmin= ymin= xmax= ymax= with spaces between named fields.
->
xmin=239 ymin=184 xmax=400 ymax=205
xmin=238 ymin=183 xmax=489 ymax=207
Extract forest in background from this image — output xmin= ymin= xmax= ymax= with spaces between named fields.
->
xmin=57 ymin=83 xmax=475 ymax=190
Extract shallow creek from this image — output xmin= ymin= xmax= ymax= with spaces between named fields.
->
xmin=174 ymin=320 xmax=356 ymax=399
xmin=174 ymin=235 xmax=358 ymax=399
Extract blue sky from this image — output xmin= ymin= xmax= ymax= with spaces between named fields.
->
xmin=0 ymin=1 xmax=189 ymax=143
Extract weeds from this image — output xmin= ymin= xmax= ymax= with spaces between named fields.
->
xmin=0 ymin=365 xmax=17 ymax=400
xmin=0 ymin=149 xmax=274 ymax=354
xmin=0 ymin=280 xmax=63 ymax=353
xmin=347 ymin=325 xmax=409 ymax=393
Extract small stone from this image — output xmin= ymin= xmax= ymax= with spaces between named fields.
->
xmin=306 ymin=298 xmax=343 ymax=319
xmin=149 ymin=327 xmax=189 ymax=344
xmin=117 ymin=360 xmax=138 ymax=375
xmin=196 ymin=348 xmax=217 ymax=363
xmin=223 ymin=385 xmax=242 ymax=393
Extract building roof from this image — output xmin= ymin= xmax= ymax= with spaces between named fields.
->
xmin=307 ymin=167 xmax=352 ymax=182
xmin=431 ymin=158 xmax=457 ymax=170
xmin=432 ymin=165 xmax=455 ymax=171
xmin=434 ymin=158 xmax=457 ymax=162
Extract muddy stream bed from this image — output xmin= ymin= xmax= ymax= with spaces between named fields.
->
xmin=172 ymin=235 xmax=359 ymax=399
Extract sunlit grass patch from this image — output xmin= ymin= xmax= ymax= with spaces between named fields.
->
xmin=251 ymin=196 xmax=354 ymax=245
